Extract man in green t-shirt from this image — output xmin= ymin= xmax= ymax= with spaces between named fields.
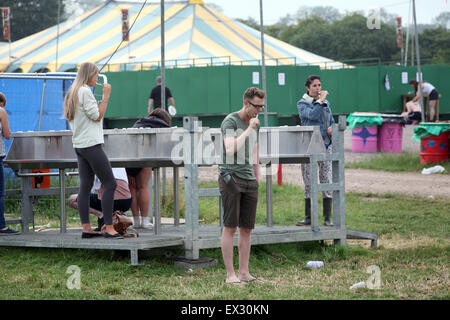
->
xmin=218 ymin=87 xmax=265 ymax=284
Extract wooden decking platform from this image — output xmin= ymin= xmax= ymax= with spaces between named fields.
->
xmin=0 ymin=224 xmax=352 ymax=265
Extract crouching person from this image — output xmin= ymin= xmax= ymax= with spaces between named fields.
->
xmin=68 ymin=168 xmax=132 ymax=231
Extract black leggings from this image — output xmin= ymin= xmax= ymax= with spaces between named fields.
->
xmin=74 ymin=144 xmax=116 ymax=225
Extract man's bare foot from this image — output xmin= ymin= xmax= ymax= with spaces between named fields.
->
xmin=226 ymin=275 xmax=241 ymax=284
xmin=238 ymin=273 xmax=257 ymax=282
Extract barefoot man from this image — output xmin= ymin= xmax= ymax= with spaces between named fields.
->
xmin=218 ymin=87 xmax=265 ymax=284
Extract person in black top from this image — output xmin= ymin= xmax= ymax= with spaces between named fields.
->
xmin=148 ymin=76 xmax=175 ymax=114
xmin=125 ymin=108 xmax=171 ymax=228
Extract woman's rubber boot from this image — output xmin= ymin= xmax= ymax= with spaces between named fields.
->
xmin=296 ymin=199 xmax=311 ymax=226
xmin=323 ymin=198 xmax=333 ymax=226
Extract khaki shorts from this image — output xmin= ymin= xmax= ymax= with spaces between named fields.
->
xmin=218 ymin=174 xmax=258 ymax=229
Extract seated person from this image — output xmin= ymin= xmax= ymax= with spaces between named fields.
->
xmin=401 ymin=100 xmax=423 ymax=125
xmin=68 ymin=168 xmax=132 ymax=231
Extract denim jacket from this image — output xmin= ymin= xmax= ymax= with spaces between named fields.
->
xmin=297 ymin=94 xmax=335 ymax=147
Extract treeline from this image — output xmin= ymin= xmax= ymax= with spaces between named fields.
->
xmin=239 ymin=7 xmax=450 ymax=65
xmin=0 ymin=0 xmax=65 ymax=42
xmin=1 ymin=1 xmax=448 ymax=65
xmin=0 ymin=0 xmax=103 ymax=41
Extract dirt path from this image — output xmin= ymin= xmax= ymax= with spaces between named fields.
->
xmin=165 ymin=125 xmax=450 ymax=199
xmin=277 ymin=166 xmax=450 ymax=199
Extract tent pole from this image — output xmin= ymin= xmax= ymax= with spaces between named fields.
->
xmin=8 ymin=8 xmax=11 ymax=66
xmin=259 ymin=0 xmax=267 ymax=127
xmin=160 ymin=0 xmax=167 ymax=203
xmin=412 ymin=0 xmax=424 ymax=122
xmin=404 ymin=0 xmax=412 ymax=66
xmin=38 ymin=80 xmax=47 ymax=131
xmin=161 ymin=0 xmax=166 ymax=112
xmin=260 ymin=0 xmax=273 ymax=228
xmin=56 ymin=0 xmax=60 ymax=71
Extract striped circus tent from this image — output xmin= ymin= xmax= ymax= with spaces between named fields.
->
xmin=0 ymin=0 xmax=345 ymax=73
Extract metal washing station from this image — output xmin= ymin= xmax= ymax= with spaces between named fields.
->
xmin=1 ymin=116 xmax=377 ymax=266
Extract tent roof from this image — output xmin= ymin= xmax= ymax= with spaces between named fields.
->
xmin=0 ymin=0 xmax=345 ymax=72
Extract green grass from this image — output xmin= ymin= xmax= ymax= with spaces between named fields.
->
xmin=1 ymin=182 xmax=449 ymax=300
xmin=345 ymin=152 xmax=450 ymax=173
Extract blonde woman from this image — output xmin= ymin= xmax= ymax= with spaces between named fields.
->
xmin=63 ymin=62 xmax=122 ymax=239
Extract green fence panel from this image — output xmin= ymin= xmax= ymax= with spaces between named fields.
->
xmin=169 ymin=66 xmax=229 ymax=115
xmin=356 ymin=66 xmax=380 ymax=112
xmin=339 ymin=68 xmax=359 ymax=113
xmin=104 ymin=71 xmax=140 ymax=118
xmin=266 ymin=66 xmax=297 ymax=115
xmin=103 ymin=64 xmax=449 ymax=127
xmin=272 ymin=65 xmax=321 ymax=117
xmin=319 ymin=69 xmax=341 ymax=113
xmin=105 ymin=70 xmax=165 ymax=118
xmin=173 ymin=66 xmax=230 ymax=115
xmin=166 ymin=67 xmax=204 ymax=115
xmin=379 ymin=65 xmax=413 ymax=113
xmin=378 ymin=64 xmax=449 ymax=114
xmin=291 ymin=65 xmax=320 ymax=114
xmin=229 ymin=66 xmax=265 ymax=112
xmin=137 ymin=70 xmax=158 ymax=115
xmin=425 ymin=64 xmax=449 ymax=113
xmin=205 ymin=66 xmax=231 ymax=114
xmin=321 ymin=68 xmax=368 ymax=114
xmin=437 ymin=65 xmax=450 ymax=113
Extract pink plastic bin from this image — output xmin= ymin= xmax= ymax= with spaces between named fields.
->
xmin=378 ymin=122 xmax=403 ymax=153
xmin=352 ymin=125 xmax=378 ymax=152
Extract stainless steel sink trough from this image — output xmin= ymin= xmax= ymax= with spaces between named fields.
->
xmin=1 ymin=116 xmax=377 ymax=266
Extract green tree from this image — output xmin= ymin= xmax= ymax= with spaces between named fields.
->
xmin=277 ymin=16 xmax=334 ymax=59
xmin=273 ymin=13 xmax=398 ymax=63
xmin=237 ymin=7 xmax=449 ymax=65
xmin=419 ymin=27 xmax=450 ymax=63
xmin=0 ymin=0 xmax=65 ymax=41
xmin=295 ymin=5 xmax=341 ymax=22
xmin=330 ymin=14 xmax=398 ymax=62
xmin=236 ymin=17 xmax=260 ymax=30
xmin=433 ymin=12 xmax=450 ymax=29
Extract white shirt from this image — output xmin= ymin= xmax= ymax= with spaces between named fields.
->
xmin=422 ymin=82 xmax=436 ymax=95
xmin=91 ymin=168 xmax=128 ymax=194
xmin=111 ymin=168 xmax=128 ymax=183
xmin=69 ymin=85 xmax=103 ymax=148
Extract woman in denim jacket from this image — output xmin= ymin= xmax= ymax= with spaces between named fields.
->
xmin=296 ymin=75 xmax=334 ymax=227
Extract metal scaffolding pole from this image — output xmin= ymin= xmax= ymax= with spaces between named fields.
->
xmin=56 ymin=0 xmax=61 ymax=71
xmin=259 ymin=0 xmax=272 ymax=227
xmin=412 ymin=0 xmax=424 ymax=123
xmin=160 ymin=0 xmax=166 ymax=111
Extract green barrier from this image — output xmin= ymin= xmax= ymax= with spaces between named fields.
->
xmin=346 ymin=113 xmax=383 ymax=130
xmin=412 ymin=123 xmax=450 ymax=143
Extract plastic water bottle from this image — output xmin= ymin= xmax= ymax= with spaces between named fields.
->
xmin=306 ymin=261 xmax=324 ymax=268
